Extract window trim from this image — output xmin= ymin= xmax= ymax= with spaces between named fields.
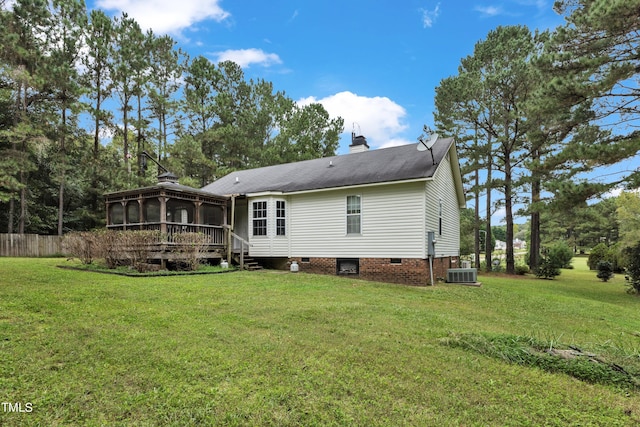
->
xmin=346 ymin=195 xmax=362 ymax=235
xmin=252 ymin=200 xmax=267 ymax=237
xmin=276 ymin=200 xmax=286 ymax=236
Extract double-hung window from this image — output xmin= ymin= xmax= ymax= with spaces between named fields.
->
xmin=252 ymin=201 xmax=267 ymax=236
xmin=276 ymin=201 xmax=286 ymax=236
xmin=346 ymin=195 xmax=361 ymax=235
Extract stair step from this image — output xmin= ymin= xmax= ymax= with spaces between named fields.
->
xmin=232 ymin=254 xmax=263 ymax=270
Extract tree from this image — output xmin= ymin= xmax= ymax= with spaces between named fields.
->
xmin=147 ymin=33 xmax=184 ymax=165
xmin=183 ymin=55 xmax=218 ymax=136
xmin=434 ymin=49 xmax=496 ymax=273
xmin=111 ymin=13 xmax=145 ymax=177
xmin=616 ymin=191 xmax=640 ymax=250
xmin=623 ymin=242 xmax=640 ymax=294
xmin=548 ymin=0 xmax=640 ymax=189
xmin=435 ymin=26 xmax=538 ymax=274
xmin=0 ymin=0 xmax=53 ymax=234
xmin=459 ymin=208 xmax=475 ymax=257
xmin=82 ymin=9 xmax=114 ymax=214
xmin=181 ymin=55 xmax=219 ymax=184
xmin=596 ymin=261 xmax=614 ymax=282
xmin=265 ymin=102 xmax=342 ymax=166
xmin=45 ymin=0 xmax=87 ymax=235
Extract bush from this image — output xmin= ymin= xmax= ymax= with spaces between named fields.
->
xmin=172 ymin=232 xmax=209 ymax=271
xmin=92 ymin=230 xmax=161 ymax=270
xmin=624 ymin=242 xmax=640 ymax=294
xmin=588 ymin=243 xmax=609 ymax=270
xmin=515 ymin=265 xmax=530 ymax=275
xmin=596 ymin=261 xmax=614 ymax=282
xmin=548 ymin=242 xmax=573 ymax=269
xmin=62 ymin=231 xmax=100 ymax=264
xmin=535 ymin=257 xmax=560 ymax=280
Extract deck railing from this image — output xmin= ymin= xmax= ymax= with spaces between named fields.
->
xmin=107 ymin=222 xmax=226 ymax=246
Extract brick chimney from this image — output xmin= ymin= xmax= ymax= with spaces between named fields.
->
xmin=349 ymin=133 xmax=369 ymax=153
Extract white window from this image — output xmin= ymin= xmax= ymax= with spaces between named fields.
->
xmin=252 ymin=201 xmax=267 ymax=236
xmin=346 ymin=195 xmax=361 ymax=234
xmin=276 ymin=200 xmax=286 ymax=236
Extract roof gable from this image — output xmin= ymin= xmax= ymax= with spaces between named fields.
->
xmin=202 ymin=137 xmax=458 ymax=196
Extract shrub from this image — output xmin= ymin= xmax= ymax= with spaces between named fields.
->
xmin=624 ymin=242 xmax=640 ymax=294
xmin=515 ymin=265 xmax=530 ymax=275
xmin=96 ymin=231 xmax=125 ymax=269
xmin=606 ymin=244 xmax=624 ymax=273
xmin=548 ymin=242 xmax=573 ymax=269
xmin=535 ymin=257 xmax=560 ymax=279
xmin=588 ymin=243 xmax=609 ymax=270
xmin=93 ymin=230 xmax=161 ymax=270
xmin=173 ymin=232 xmax=209 ymax=271
xmin=124 ymin=231 xmax=162 ymax=272
xmin=62 ymin=231 xmax=99 ymax=264
xmin=596 ymin=261 xmax=614 ymax=282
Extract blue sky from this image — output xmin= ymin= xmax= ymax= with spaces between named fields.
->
xmin=88 ymin=0 xmax=566 ymax=154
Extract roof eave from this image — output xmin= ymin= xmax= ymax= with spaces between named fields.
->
xmin=264 ymin=176 xmax=433 ymax=196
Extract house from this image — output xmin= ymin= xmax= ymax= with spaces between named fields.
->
xmin=494 ymin=239 xmax=527 ymax=251
xmin=495 ymin=240 xmax=507 ymax=251
xmin=201 ymin=134 xmax=466 ymax=285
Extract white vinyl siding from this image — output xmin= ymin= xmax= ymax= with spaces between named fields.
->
xmin=289 ymin=182 xmax=426 ymax=258
xmin=248 ymin=197 xmax=289 ymax=257
xmin=425 ymin=153 xmax=460 ymax=257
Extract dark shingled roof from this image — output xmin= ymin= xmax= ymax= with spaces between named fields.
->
xmin=105 ymin=181 xmax=227 ymax=201
xmin=201 ymin=137 xmax=456 ymax=196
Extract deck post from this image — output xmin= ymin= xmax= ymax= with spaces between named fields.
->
xmin=159 ymin=196 xmax=167 ymax=235
xmin=227 ymin=195 xmax=236 ymax=264
xmin=194 ymin=201 xmax=202 ymax=227
xmin=240 ymin=241 xmax=244 ymax=270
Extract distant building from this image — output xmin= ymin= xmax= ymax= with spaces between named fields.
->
xmin=494 ymin=239 xmax=526 ymax=251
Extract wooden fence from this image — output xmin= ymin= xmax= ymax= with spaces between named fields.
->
xmin=0 ymin=234 xmax=64 ymax=257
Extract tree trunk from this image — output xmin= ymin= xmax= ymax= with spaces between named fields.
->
xmin=473 ymin=124 xmax=481 ymax=269
xmin=92 ymin=86 xmax=102 ymax=213
xmin=19 ymin=171 xmax=26 ymax=234
xmin=485 ymin=151 xmax=493 ymax=273
xmin=529 ymin=178 xmax=541 ymax=271
xmin=8 ymin=199 xmax=15 ymax=234
xmin=474 ymin=168 xmax=480 ymax=269
xmin=58 ymin=105 xmax=66 ymax=236
xmin=504 ymin=156 xmax=515 ymax=274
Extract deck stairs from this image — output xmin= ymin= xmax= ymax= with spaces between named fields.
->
xmin=232 ymin=251 xmax=263 ymax=271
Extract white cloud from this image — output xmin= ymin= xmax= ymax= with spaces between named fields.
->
xmin=298 ymin=91 xmax=410 ymax=149
xmin=213 ymin=48 xmax=282 ymax=68
xmin=288 ymin=9 xmax=299 ymax=23
xmin=96 ymin=0 xmax=230 ymax=35
xmin=474 ymin=5 xmax=504 ymax=17
xmin=421 ymin=3 xmax=441 ymax=28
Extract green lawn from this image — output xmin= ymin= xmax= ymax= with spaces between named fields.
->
xmin=1 ymin=257 xmax=639 ymax=426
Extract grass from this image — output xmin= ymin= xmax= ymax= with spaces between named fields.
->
xmin=1 ymin=256 xmax=640 ymax=426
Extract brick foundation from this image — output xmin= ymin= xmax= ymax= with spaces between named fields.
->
xmin=289 ymin=256 xmax=459 ymax=286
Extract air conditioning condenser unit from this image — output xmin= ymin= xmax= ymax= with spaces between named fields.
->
xmin=446 ymin=268 xmax=477 ymax=283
